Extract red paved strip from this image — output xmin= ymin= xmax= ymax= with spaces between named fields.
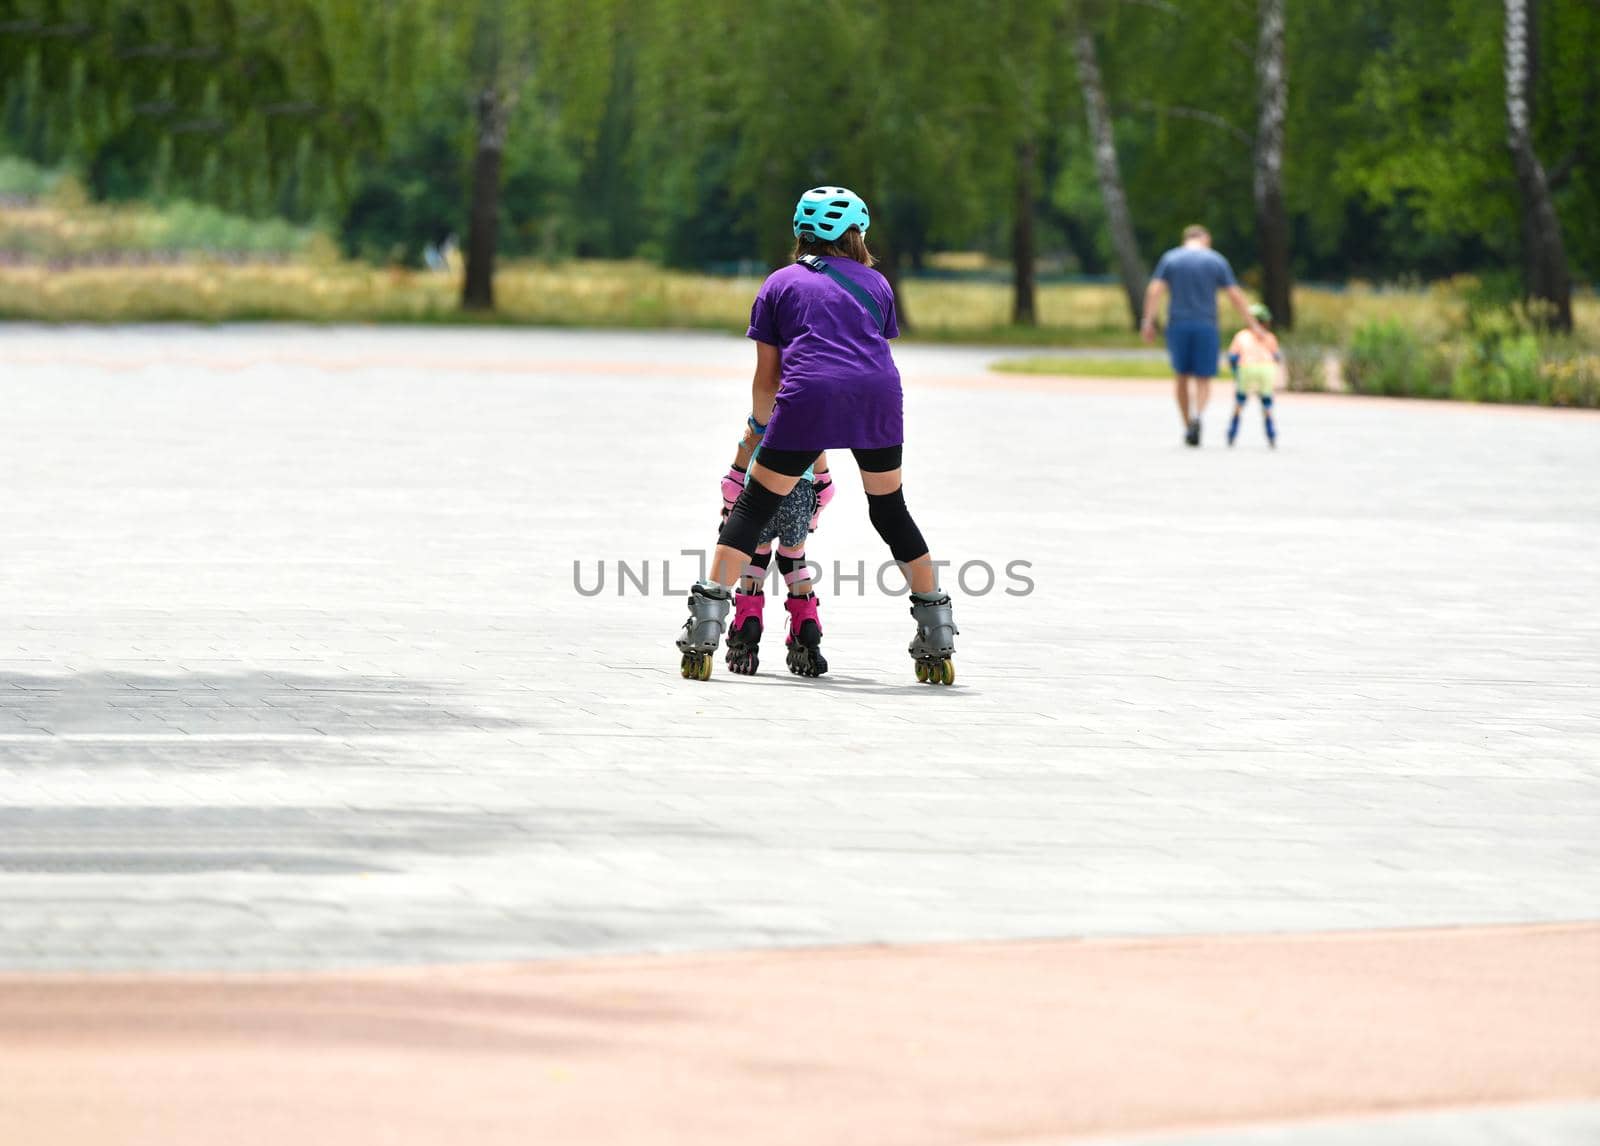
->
xmin=1 ymin=923 xmax=1595 ymax=1146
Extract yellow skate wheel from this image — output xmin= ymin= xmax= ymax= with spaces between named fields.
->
xmin=914 ymin=661 xmax=929 ymax=683
xmin=680 ymin=654 xmax=693 ymax=679
xmin=940 ymin=659 xmax=956 ymax=686
xmin=697 ymin=654 xmax=713 ymax=681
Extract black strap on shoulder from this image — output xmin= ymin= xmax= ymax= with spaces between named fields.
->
xmin=797 ymin=254 xmax=886 ymax=336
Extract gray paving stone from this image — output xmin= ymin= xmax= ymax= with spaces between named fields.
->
xmin=0 ymin=325 xmax=1596 ymax=970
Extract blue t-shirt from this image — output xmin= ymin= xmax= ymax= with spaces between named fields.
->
xmin=1152 ymin=246 xmax=1238 ymax=326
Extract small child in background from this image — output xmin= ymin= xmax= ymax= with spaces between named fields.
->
xmin=717 ymin=416 xmax=835 ymax=676
xmin=1227 ymin=303 xmax=1282 ymax=448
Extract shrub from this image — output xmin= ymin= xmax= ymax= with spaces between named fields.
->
xmin=1539 ymin=353 xmax=1600 ymax=409
xmin=0 ymin=155 xmax=63 ymax=200
xmin=1282 ymin=341 xmax=1330 ymax=392
xmin=1452 ymin=329 xmax=1543 ymax=404
xmin=1343 ymin=318 xmax=1450 ymax=398
xmin=1340 ymin=301 xmax=1600 ymax=409
xmin=1451 ymin=304 xmax=1570 ymax=405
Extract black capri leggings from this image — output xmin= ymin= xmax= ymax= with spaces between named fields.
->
xmin=755 ymin=445 xmax=902 ymax=477
xmin=722 ymin=442 xmax=928 ymax=565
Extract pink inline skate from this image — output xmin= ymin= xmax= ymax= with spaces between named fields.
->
xmin=783 ymin=594 xmax=828 ymax=678
xmin=724 ymin=590 xmax=766 ymax=675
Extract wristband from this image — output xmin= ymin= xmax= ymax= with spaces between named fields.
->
xmin=747 ymin=415 xmax=767 ymax=436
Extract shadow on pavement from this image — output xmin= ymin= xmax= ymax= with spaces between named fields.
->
xmin=0 ymin=669 xmax=528 ymax=740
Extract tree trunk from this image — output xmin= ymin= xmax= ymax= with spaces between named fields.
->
xmin=1253 ymin=0 xmax=1292 ymax=329
xmin=1012 ymin=137 xmax=1037 ymax=326
xmin=878 ymin=240 xmax=911 ymax=333
xmin=1072 ymin=21 xmax=1145 ymax=330
xmin=462 ymin=86 xmax=509 ymax=312
xmin=1503 ymin=0 xmax=1573 ymax=332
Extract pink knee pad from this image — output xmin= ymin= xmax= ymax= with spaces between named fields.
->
xmin=720 ymin=467 xmax=746 ymax=521
xmin=809 ymin=475 xmax=835 ymax=531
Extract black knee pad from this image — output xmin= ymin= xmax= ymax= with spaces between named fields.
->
xmin=866 ymin=487 xmax=929 ymax=564
xmin=718 ymin=477 xmax=785 ymax=555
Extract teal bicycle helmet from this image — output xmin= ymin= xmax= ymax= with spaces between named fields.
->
xmin=793 ymin=186 xmax=870 ymax=241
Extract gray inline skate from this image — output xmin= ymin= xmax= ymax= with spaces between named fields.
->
xmin=677 ymin=581 xmax=732 ymax=681
xmin=908 ymin=591 xmax=958 ymax=685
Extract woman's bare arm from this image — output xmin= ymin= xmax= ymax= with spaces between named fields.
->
xmin=752 ymin=341 xmax=781 ymax=424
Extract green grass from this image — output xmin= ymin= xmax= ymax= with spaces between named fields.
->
xmin=2 ymin=187 xmax=1597 ymax=358
xmin=0 ymin=183 xmax=315 ymax=261
xmin=991 ymin=355 xmax=1173 ymax=378
xmin=3 ymin=255 xmax=1595 ymax=353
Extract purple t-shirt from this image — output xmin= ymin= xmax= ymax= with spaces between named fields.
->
xmin=746 ymin=257 xmax=904 ymax=451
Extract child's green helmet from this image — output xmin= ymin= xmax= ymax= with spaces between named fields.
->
xmin=1249 ymin=303 xmax=1272 ymax=323
xmin=793 ymin=186 xmax=870 ymax=241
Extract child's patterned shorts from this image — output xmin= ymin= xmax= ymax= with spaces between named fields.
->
xmin=758 ymin=480 xmax=818 ymax=550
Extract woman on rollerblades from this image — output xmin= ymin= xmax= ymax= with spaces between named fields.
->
xmin=676 ymin=185 xmax=957 ymax=685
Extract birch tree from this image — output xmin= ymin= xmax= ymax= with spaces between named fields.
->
xmin=1503 ymin=0 xmax=1572 ymax=331
xmin=1253 ymin=0 xmax=1291 ymax=327
xmin=1070 ymin=7 xmax=1145 ymax=329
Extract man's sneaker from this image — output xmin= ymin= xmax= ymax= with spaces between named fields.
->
xmin=1185 ymin=418 xmax=1201 ymax=447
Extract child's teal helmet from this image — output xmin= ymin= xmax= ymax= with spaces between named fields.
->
xmin=1249 ymin=303 xmax=1272 ymax=323
xmin=793 ymin=186 xmax=870 ymax=241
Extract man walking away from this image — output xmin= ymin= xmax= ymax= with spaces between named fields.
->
xmin=1141 ymin=225 xmax=1267 ymax=447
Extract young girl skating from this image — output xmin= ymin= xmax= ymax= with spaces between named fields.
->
xmin=717 ymin=421 xmax=834 ymax=677
xmin=1227 ymin=303 xmax=1283 ymax=448
xmin=676 ymin=185 xmax=957 ymax=684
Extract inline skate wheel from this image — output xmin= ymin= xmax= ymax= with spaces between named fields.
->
xmin=786 ymin=647 xmax=827 ymax=678
xmin=914 ymin=661 xmax=929 ymax=683
xmin=939 ymin=658 xmax=955 ymax=686
xmin=681 ymin=652 xmax=713 ymax=681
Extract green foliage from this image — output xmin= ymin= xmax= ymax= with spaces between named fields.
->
xmin=1341 ymin=298 xmax=1600 ymax=408
xmin=1539 ymin=352 xmax=1600 ymax=409
xmin=0 ymin=153 xmax=61 ymax=197
xmin=1449 ymin=305 xmax=1541 ymax=402
xmin=1344 ymin=319 xmax=1452 ymax=398
xmin=1334 ymin=0 xmax=1598 ymax=280
xmin=0 ymin=0 xmax=381 ymax=220
xmin=2 ymin=0 xmax=1597 ymax=300
xmin=1281 ymin=341 xmax=1329 ymax=393
xmin=0 ymin=169 xmax=314 ymax=259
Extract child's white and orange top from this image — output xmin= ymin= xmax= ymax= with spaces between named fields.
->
xmin=1228 ymin=328 xmax=1282 ymax=393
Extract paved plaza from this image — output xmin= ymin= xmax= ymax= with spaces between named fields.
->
xmin=1 ymin=325 xmax=1597 ymax=1143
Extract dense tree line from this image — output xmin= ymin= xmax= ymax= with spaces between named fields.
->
xmin=3 ymin=0 xmax=1595 ymax=329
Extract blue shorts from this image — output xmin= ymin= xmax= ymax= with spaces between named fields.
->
xmin=1166 ymin=321 xmax=1220 ymax=378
